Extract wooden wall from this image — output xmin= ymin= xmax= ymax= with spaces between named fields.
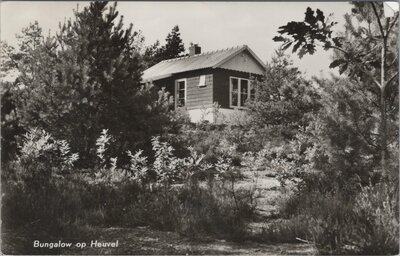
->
xmin=153 ymin=69 xmax=214 ymax=110
xmin=152 ymin=68 xmax=263 ymax=111
xmin=213 ymin=68 xmax=263 ymax=109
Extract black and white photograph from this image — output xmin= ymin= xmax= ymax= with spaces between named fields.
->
xmin=1 ymin=1 xmax=399 ymax=255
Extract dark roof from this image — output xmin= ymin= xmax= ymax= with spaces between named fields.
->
xmin=142 ymin=45 xmax=266 ymax=82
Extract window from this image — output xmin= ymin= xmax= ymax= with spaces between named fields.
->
xmin=230 ymin=77 xmax=253 ymax=108
xmin=231 ymin=78 xmax=239 ymax=107
xmin=240 ymin=79 xmax=248 ymax=106
xmin=250 ymin=84 xmax=256 ymax=100
xmin=175 ymin=79 xmax=186 ymax=108
xmin=199 ymin=75 xmax=206 ymax=87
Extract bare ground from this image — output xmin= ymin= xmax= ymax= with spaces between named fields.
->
xmin=62 ymin=226 xmax=315 ymax=255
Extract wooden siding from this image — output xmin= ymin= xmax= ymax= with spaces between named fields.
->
xmin=185 ymin=74 xmax=213 ymax=109
xmin=152 ymin=69 xmax=214 ymax=110
xmin=219 ymin=51 xmax=265 ymax=75
xmin=151 ymin=68 xmax=262 ymax=111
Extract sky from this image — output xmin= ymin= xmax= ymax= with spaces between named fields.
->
xmin=1 ymin=1 xmax=353 ymax=77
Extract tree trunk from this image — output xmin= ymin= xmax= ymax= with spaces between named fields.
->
xmin=380 ymin=37 xmax=388 ymax=172
xmin=380 ymin=84 xmax=387 ymax=171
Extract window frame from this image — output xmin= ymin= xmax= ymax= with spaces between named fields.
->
xmin=229 ymin=76 xmax=253 ymax=108
xmin=175 ymin=78 xmax=187 ymax=108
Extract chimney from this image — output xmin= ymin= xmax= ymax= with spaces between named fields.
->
xmin=189 ymin=44 xmax=201 ymax=56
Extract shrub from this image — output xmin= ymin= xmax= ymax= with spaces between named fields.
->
xmin=2 ymin=128 xmax=79 ymax=227
xmin=309 ymin=183 xmax=399 ymax=255
xmin=2 ymin=127 xmax=258 ymax=254
xmin=276 ymin=184 xmax=399 ymax=255
xmin=137 ymin=181 xmax=256 ymax=241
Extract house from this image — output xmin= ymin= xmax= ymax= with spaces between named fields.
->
xmin=142 ymin=44 xmax=266 ymax=123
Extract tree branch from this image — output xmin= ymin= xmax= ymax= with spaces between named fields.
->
xmin=330 ymin=45 xmax=349 ymax=56
xmin=387 ymin=71 xmax=399 ymax=86
xmin=387 ymin=12 xmax=399 ymax=36
xmin=385 ymin=17 xmax=390 ymax=36
xmin=389 ymin=54 xmax=398 ymax=66
xmin=370 ymin=2 xmax=386 ymax=38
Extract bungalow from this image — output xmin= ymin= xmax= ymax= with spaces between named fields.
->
xmin=142 ymin=44 xmax=266 ymax=123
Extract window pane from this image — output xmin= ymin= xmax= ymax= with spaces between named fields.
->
xmin=240 ymin=79 xmax=248 ymax=92
xmin=250 ymin=84 xmax=255 ymax=100
xmin=231 ymin=78 xmax=238 ymax=106
xmin=240 ymin=79 xmax=248 ymax=106
xmin=178 ymin=89 xmax=185 ymax=100
xmin=231 ymin=78 xmax=238 ymax=88
xmin=178 ymin=81 xmax=185 ymax=90
xmin=176 ymin=80 xmax=186 ymax=107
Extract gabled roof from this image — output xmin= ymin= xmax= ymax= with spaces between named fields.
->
xmin=142 ymin=45 xmax=266 ymax=82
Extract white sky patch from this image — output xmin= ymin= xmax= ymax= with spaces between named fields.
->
xmin=384 ymin=2 xmax=399 ymax=17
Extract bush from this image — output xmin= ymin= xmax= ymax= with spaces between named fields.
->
xmin=122 ymin=181 xmax=255 ymax=241
xmin=276 ymin=184 xmax=399 ymax=255
xmin=2 ymin=128 xmax=258 ymax=254
xmin=309 ymin=183 xmax=399 ymax=255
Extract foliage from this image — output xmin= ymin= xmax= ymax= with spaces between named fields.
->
xmin=246 ymin=50 xmax=320 ymax=137
xmin=1 ymin=81 xmax=24 ymax=162
xmin=273 ymin=3 xmax=399 ymax=173
xmin=163 ymin=25 xmax=185 ymax=58
xmin=88 ymin=129 xmax=215 ymax=186
xmin=143 ymin=25 xmax=185 ymax=67
xmin=273 ymin=3 xmax=397 ymax=78
xmin=2 ymin=127 xmax=258 ymax=254
xmin=273 ymin=7 xmax=340 ymax=58
xmin=2 ymin=128 xmax=79 ymax=230
xmin=301 ymin=184 xmax=398 ymax=255
xmin=1 ymin=2 xmax=172 ymax=167
xmin=347 ymin=183 xmax=399 ymax=255
xmin=17 ymin=128 xmax=79 ymax=181
xmin=272 ymin=6 xmax=399 ymax=253
xmin=272 ymin=77 xmax=399 ymax=254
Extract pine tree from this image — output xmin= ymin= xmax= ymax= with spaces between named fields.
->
xmin=163 ymin=25 xmax=185 ymax=59
xmin=143 ymin=25 xmax=185 ymax=67
xmin=5 ymin=2 xmax=171 ymax=167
